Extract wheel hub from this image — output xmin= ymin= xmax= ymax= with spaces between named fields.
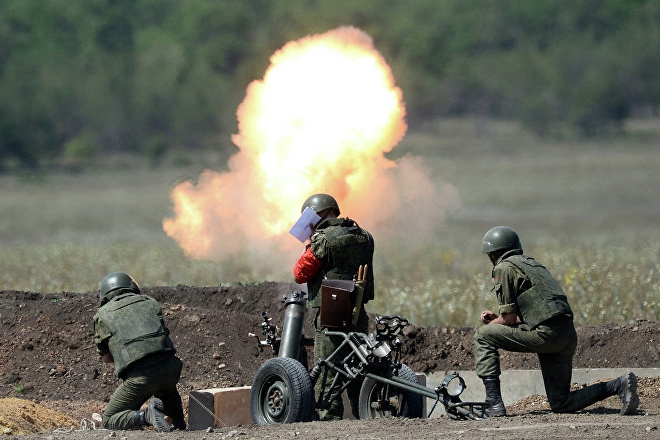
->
xmin=266 ymin=382 xmax=288 ymax=419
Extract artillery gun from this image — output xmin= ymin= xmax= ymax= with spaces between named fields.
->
xmin=248 ymin=289 xmax=490 ymax=424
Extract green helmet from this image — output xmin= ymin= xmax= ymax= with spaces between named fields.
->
xmin=99 ymin=271 xmax=140 ymax=305
xmin=481 ymin=226 xmax=522 ymax=254
xmin=301 ymin=193 xmax=340 ymax=216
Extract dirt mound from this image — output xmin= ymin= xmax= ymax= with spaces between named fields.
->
xmin=398 ymin=319 xmax=660 ymax=373
xmin=0 ymin=398 xmax=78 ymax=435
xmin=1 ymin=283 xmax=659 ymax=436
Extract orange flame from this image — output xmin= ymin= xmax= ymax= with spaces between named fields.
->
xmin=163 ymin=26 xmax=457 ymax=277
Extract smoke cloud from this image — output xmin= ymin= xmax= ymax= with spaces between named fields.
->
xmin=163 ymin=26 xmax=459 ymax=281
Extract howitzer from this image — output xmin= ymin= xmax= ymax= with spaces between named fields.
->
xmin=249 ymin=289 xmax=489 ymax=424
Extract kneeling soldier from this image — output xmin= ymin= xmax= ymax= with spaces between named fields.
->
xmin=93 ymin=272 xmax=186 ymax=431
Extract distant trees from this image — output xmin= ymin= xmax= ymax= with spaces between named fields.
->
xmin=379 ymin=0 xmax=660 ymax=136
xmin=0 ymin=0 xmax=658 ymax=169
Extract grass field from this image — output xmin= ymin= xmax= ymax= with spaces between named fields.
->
xmin=1 ymin=118 xmax=658 ymax=327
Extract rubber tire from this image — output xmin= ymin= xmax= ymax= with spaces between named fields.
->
xmin=358 ymin=363 xmax=424 ymax=419
xmin=250 ymin=357 xmax=315 ymax=424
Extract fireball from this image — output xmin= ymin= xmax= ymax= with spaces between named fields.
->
xmin=163 ymin=26 xmax=456 ymax=277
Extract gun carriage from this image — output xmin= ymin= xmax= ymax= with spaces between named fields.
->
xmin=249 ymin=288 xmax=489 ymax=424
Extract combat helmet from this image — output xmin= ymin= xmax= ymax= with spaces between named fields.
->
xmin=481 ymin=226 xmax=522 ymax=254
xmin=99 ymin=271 xmax=140 ymax=306
xmin=301 ymin=193 xmax=340 ymax=216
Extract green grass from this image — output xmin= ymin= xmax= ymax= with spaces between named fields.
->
xmin=371 ymin=233 xmax=660 ymax=327
xmin=1 ymin=118 xmax=659 ymax=327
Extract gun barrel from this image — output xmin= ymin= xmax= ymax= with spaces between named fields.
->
xmin=278 ymin=291 xmax=307 ymax=359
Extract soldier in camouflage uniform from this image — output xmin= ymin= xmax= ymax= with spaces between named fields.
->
xmin=93 ymin=272 xmax=186 ymax=432
xmin=292 ymin=193 xmax=375 ymax=421
xmin=474 ymin=226 xmax=639 ymax=417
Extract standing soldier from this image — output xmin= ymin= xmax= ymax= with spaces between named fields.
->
xmin=292 ymin=193 xmax=375 ymax=420
xmin=474 ymin=226 xmax=639 ymax=416
xmin=93 ymin=272 xmax=186 ymax=431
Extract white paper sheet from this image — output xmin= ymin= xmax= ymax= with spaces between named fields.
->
xmin=289 ymin=207 xmax=322 ymax=242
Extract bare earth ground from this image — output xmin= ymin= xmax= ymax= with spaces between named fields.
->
xmin=1 ymin=282 xmax=659 ymax=439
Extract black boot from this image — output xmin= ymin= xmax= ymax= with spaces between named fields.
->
xmin=163 ymin=390 xmax=187 ymax=430
xmin=133 ymin=409 xmax=147 ymax=428
xmin=483 ymin=377 xmax=506 ymax=417
xmin=140 ymin=398 xmax=170 ymax=432
xmin=606 ymin=372 xmax=639 ymax=415
xmin=168 ymin=408 xmax=187 ymax=431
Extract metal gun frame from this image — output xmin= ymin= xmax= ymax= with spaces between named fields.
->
xmin=248 ymin=290 xmax=489 ymax=424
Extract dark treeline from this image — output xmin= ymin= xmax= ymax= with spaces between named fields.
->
xmin=1 ymin=0 xmax=658 ymax=169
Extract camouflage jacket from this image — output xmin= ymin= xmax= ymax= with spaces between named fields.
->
xmin=305 ymin=217 xmax=375 ymax=307
xmin=93 ymin=293 xmax=175 ymax=376
xmin=492 ymin=251 xmax=573 ymax=328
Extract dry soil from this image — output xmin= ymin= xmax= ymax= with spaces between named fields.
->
xmin=1 ymin=283 xmax=659 ymax=439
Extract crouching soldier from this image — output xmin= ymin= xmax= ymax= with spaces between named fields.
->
xmin=93 ymin=272 xmax=186 ymax=432
xmin=475 ymin=226 xmax=639 ymax=417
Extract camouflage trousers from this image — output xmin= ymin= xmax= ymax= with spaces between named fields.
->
xmin=313 ymin=307 xmax=369 ymax=421
xmin=103 ymin=353 xmax=185 ymax=430
xmin=473 ymin=317 xmax=611 ymax=412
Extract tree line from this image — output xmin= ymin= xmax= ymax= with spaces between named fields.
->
xmin=1 ymin=0 xmax=658 ymax=169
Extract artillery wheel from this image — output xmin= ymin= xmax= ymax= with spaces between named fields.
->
xmin=358 ymin=363 xmax=424 ymax=419
xmin=250 ymin=357 xmax=315 ymax=424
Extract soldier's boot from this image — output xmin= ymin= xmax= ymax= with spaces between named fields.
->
xmin=169 ymin=414 xmax=186 ymax=431
xmin=167 ymin=399 xmax=187 ymax=431
xmin=133 ymin=398 xmax=171 ymax=432
xmin=607 ymin=372 xmax=639 ymax=415
xmin=317 ymin=408 xmax=343 ymax=421
xmin=483 ymin=377 xmax=507 ymax=417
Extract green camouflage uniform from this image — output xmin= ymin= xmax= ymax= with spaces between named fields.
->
xmin=307 ymin=217 xmax=374 ymax=420
xmin=93 ymin=290 xmax=185 ymax=429
xmin=474 ymin=250 xmax=615 ymax=412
